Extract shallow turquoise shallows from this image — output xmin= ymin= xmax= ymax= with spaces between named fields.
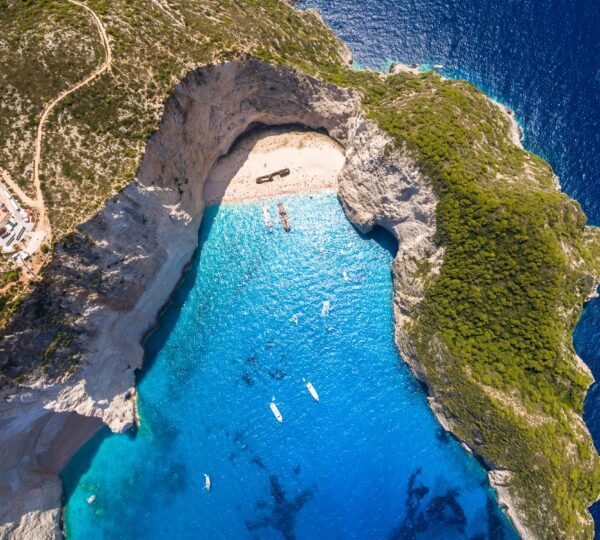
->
xmin=62 ymin=193 xmax=516 ymax=539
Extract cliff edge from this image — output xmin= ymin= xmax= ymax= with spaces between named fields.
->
xmin=1 ymin=2 xmax=600 ymax=539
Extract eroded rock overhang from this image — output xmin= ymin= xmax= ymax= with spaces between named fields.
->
xmin=0 ymin=59 xmax=439 ymax=538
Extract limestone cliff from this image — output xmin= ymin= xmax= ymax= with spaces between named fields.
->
xmin=1 ymin=51 xmax=599 ymax=540
xmin=0 ymin=59 xmax=363 ymax=539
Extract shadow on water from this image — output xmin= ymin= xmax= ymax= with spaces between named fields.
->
xmin=137 ymin=236 xmax=205 ymax=385
xmin=61 ymin=427 xmax=113 ymax=502
xmin=358 ymin=224 xmax=398 ymax=258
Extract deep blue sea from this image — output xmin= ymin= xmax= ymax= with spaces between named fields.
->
xmin=296 ymin=0 xmax=600 ymax=531
xmin=62 ymin=194 xmax=516 ymax=539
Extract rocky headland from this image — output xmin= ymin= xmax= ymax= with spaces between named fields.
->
xmin=1 ymin=2 xmax=600 ymax=539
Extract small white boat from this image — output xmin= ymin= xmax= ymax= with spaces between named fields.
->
xmin=270 ymin=398 xmax=283 ymax=423
xmin=303 ymin=379 xmax=320 ymax=402
xmin=204 ymin=473 xmax=211 ymax=491
xmin=342 ymin=271 xmax=349 ymax=282
xmin=291 ymin=314 xmax=299 ymax=324
xmin=434 ymin=64 xmax=444 ymax=69
xmin=321 ymin=301 xmax=330 ymax=317
xmin=86 ymin=495 xmax=96 ymax=504
xmin=261 ymin=204 xmax=273 ymax=232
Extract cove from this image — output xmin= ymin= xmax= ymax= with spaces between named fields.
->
xmin=62 ymin=193 xmax=515 ymax=539
xmin=296 ymin=1 xmax=600 ymax=531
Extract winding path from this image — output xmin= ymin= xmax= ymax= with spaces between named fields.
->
xmin=31 ymin=0 xmax=112 ymax=242
xmin=151 ymin=0 xmax=185 ymax=27
xmin=0 ymin=169 xmax=36 ymax=208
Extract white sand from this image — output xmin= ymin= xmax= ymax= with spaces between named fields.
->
xmin=204 ymin=128 xmax=345 ymax=205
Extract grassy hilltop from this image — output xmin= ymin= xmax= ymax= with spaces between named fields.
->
xmin=0 ymin=0 xmax=346 ymax=318
xmin=1 ymin=0 xmax=600 ymax=537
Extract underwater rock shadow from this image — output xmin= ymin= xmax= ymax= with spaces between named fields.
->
xmin=388 ymin=468 xmax=507 ymax=540
xmin=246 ymin=474 xmax=315 ymax=540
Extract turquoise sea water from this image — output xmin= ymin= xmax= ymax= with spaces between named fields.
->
xmin=296 ymin=0 xmax=600 ymax=529
xmin=62 ymin=194 xmax=516 ymax=539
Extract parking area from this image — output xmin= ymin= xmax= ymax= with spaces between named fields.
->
xmin=0 ymin=181 xmax=34 ymax=256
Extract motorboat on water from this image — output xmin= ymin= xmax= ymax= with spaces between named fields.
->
xmin=261 ymin=204 xmax=273 ymax=232
xmin=277 ymin=203 xmax=291 ymax=232
xmin=270 ymin=398 xmax=283 ymax=423
xmin=303 ymin=379 xmax=320 ymax=402
xmin=204 ymin=473 xmax=211 ymax=491
xmin=86 ymin=495 xmax=96 ymax=504
xmin=321 ymin=300 xmax=330 ymax=317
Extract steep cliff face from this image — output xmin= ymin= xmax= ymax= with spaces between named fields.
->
xmin=338 ymin=122 xmax=442 ymax=381
xmin=1 ymin=55 xmax=597 ymax=540
xmin=0 ymin=59 xmax=365 ymax=538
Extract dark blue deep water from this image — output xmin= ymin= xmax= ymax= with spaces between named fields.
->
xmin=296 ymin=0 xmax=600 ymax=530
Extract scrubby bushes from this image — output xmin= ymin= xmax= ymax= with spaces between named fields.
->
xmin=338 ymin=70 xmax=600 ymax=538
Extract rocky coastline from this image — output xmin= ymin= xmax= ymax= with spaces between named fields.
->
xmin=0 ymin=55 xmax=529 ymax=538
xmin=0 ymin=15 xmax=598 ymax=540
xmin=0 ymin=59 xmax=360 ymax=539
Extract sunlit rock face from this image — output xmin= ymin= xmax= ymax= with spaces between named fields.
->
xmin=1 ymin=59 xmax=439 ymax=539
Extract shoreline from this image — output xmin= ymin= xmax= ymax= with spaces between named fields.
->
xmin=2 ymin=3 xmax=598 ymax=537
xmin=203 ymin=127 xmax=345 ymax=205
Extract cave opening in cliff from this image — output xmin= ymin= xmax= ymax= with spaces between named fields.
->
xmin=203 ymin=123 xmax=346 ymax=209
xmin=359 ymin=224 xmax=398 ymax=258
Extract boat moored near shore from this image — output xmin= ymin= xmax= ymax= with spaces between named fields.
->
xmin=261 ymin=204 xmax=273 ymax=232
xmin=277 ymin=203 xmax=291 ymax=232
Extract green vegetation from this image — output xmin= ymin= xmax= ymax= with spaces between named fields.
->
xmin=339 ymin=70 xmax=600 ymax=538
xmin=0 ymin=0 xmax=103 ymax=194
xmin=41 ymin=329 xmax=79 ymax=375
xmin=256 ymin=37 xmax=600 ymax=538
xmin=1 ymin=0 xmax=599 ymax=537
xmin=4 ymin=270 xmax=19 ymax=283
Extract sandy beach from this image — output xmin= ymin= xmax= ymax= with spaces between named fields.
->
xmin=204 ymin=127 xmax=346 ymax=205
